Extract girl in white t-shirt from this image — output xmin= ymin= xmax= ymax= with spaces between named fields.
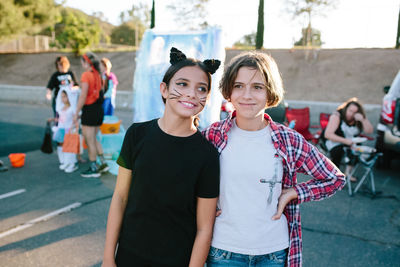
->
xmin=51 ymin=89 xmax=78 ymax=173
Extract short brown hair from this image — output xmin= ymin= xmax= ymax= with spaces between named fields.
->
xmin=220 ymin=51 xmax=284 ymax=108
xmin=55 ymin=56 xmax=70 ymax=71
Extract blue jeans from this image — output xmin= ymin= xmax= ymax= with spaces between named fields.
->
xmin=206 ymin=247 xmax=287 ymax=267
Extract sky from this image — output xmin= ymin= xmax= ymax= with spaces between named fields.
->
xmin=64 ymin=0 xmax=400 ymax=48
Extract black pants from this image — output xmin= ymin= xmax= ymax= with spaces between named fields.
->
xmin=329 ymin=145 xmax=357 ymax=167
xmin=115 ymin=246 xmax=185 ymax=267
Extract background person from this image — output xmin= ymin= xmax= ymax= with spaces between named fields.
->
xmin=102 ymin=47 xmax=221 ymax=267
xmin=324 ymin=97 xmax=373 ymax=181
xmin=100 ymin=57 xmax=118 ymax=116
xmin=50 ymin=89 xmax=78 ymax=173
xmin=46 ymin=56 xmax=79 ymax=117
xmin=74 ymin=52 xmax=108 ymax=178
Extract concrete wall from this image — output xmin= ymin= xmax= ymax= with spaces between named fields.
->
xmin=0 ymin=84 xmax=381 ymax=130
xmin=0 ymin=84 xmax=132 ymax=111
xmin=1 ymin=49 xmax=399 ymax=105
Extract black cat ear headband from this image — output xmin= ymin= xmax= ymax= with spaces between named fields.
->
xmin=169 ymin=47 xmax=221 ymax=74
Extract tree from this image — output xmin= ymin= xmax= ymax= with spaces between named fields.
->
xmin=150 ymin=0 xmax=155 ymax=29
xmin=396 ymin=7 xmax=400 ymax=49
xmin=113 ymin=3 xmax=149 ymax=46
xmin=167 ymin=0 xmax=210 ymax=30
xmin=294 ymin=27 xmax=322 ymax=47
xmin=111 ymin=23 xmax=136 ymax=45
xmin=286 ymin=0 xmax=336 ymax=47
xmin=56 ymin=9 xmax=101 ymax=55
xmin=256 ymin=0 xmax=264 ymax=49
xmin=124 ymin=3 xmax=150 ymax=26
xmin=234 ymin=32 xmax=256 ymax=48
xmin=0 ymin=0 xmax=60 ymax=41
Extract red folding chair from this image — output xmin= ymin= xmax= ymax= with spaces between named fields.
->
xmin=315 ymin=112 xmax=331 ymax=152
xmin=285 ymin=107 xmax=315 ymax=142
xmin=319 ymin=112 xmax=330 ymax=130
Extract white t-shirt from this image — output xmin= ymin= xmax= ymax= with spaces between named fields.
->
xmin=58 ymin=106 xmax=74 ymax=130
xmin=326 ymin=120 xmax=360 ymax=150
xmin=211 ymin=119 xmax=289 ymax=255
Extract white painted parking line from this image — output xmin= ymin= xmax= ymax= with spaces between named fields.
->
xmin=0 ymin=189 xmax=26 ymax=200
xmin=0 ymin=202 xmax=82 ymax=239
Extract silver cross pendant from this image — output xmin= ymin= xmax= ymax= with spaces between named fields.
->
xmin=260 ymin=155 xmax=281 ymax=204
xmin=260 ymin=178 xmax=282 ymax=204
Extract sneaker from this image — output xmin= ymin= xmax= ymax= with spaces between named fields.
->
xmin=59 ymin=163 xmax=68 ymax=170
xmin=65 ymin=163 xmax=78 ymax=173
xmin=0 ymin=160 xmax=8 ymax=172
xmin=98 ymin=163 xmax=110 ymax=173
xmin=80 ymin=166 xmax=100 ymax=178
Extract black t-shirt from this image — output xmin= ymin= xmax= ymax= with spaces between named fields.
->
xmin=116 ymin=119 xmax=220 ymax=266
xmin=46 ymin=71 xmax=78 ymax=98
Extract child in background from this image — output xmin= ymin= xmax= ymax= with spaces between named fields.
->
xmin=46 ymin=56 xmax=79 ymax=117
xmin=203 ymin=51 xmax=346 ymax=267
xmin=100 ymin=58 xmax=118 ymax=116
xmin=51 ymin=89 xmax=78 ymax=173
xmin=74 ymin=52 xmax=108 ymax=178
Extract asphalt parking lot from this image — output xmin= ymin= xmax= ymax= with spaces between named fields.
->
xmin=0 ymin=101 xmax=399 ymax=267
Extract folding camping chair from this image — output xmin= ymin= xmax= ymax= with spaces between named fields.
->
xmin=315 ymin=112 xmax=331 ymax=153
xmin=345 ymin=146 xmax=383 ymax=197
xmin=285 ymin=107 xmax=316 ymax=142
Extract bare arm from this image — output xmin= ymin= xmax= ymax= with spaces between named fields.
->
xmin=354 ymin=113 xmax=373 ymax=134
xmin=73 ymin=82 xmax=88 ymax=123
xmin=46 ymin=88 xmax=52 ymax=100
xmin=102 ymin=166 xmax=132 ymax=267
xmin=188 ymin=197 xmax=218 ymax=267
xmin=324 ymin=113 xmax=353 ymax=146
xmin=76 ymin=82 xmax=88 ymax=114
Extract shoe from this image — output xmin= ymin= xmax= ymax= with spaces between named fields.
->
xmin=80 ymin=166 xmax=100 ymax=178
xmin=65 ymin=163 xmax=78 ymax=173
xmin=78 ymin=157 xmax=87 ymax=163
xmin=59 ymin=163 xmax=68 ymax=170
xmin=0 ymin=160 xmax=8 ymax=172
xmin=98 ymin=163 xmax=110 ymax=173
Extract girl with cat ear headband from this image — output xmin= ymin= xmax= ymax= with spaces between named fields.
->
xmin=103 ymin=47 xmax=221 ymax=267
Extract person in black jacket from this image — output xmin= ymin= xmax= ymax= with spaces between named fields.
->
xmin=46 ymin=56 xmax=79 ymax=117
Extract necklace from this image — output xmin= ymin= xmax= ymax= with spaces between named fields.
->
xmin=259 ymin=153 xmax=282 ymax=204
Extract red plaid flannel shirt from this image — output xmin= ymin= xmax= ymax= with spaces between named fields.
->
xmin=202 ymin=112 xmax=346 ymax=267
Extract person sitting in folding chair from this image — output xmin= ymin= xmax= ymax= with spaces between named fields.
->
xmin=324 ymin=97 xmax=373 ymax=182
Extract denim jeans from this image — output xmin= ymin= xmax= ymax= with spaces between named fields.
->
xmin=206 ymin=247 xmax=287 ymax=267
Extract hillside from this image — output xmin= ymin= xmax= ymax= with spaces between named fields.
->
xmin=62 ymin=7 xmax=115 ymax=41
xmin=1 ymin=48 xmax=399 ymax=104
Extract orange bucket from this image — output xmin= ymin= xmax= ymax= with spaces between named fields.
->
xmin=100 ymin=120 xmax=121 ymax=134
xmin=9 ymin=153 xmax=26 ymax=168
